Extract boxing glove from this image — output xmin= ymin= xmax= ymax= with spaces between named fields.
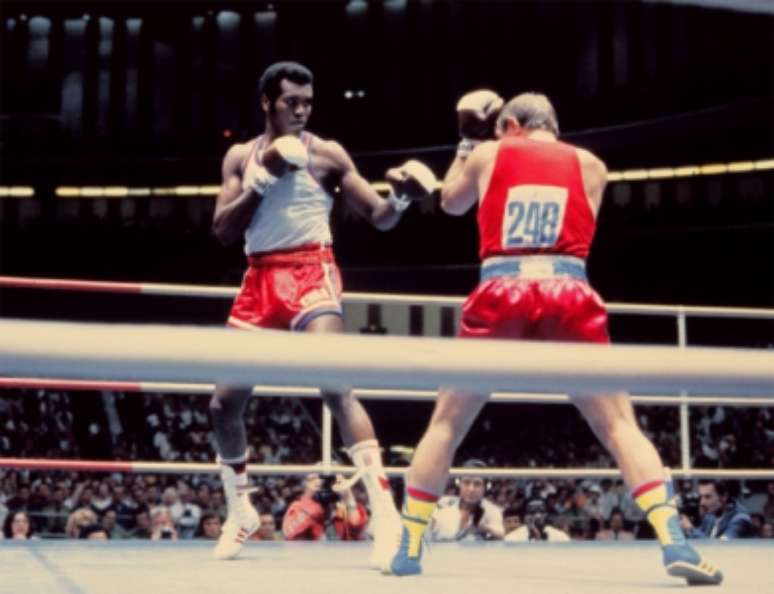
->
xmin=245 ymin=135 xmax=309 ymax=195
xmin=385 ymin=159 xmax=438 ymax=212
xmin=456 ymin=89 xmax=504 ymax=158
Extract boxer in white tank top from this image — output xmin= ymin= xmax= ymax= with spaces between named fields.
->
xmin=208 ymin=61 xmax=436 ymax=569
xmin=240 ymin=131 xmax=333 ymax=254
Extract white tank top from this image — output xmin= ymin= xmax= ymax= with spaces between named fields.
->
xmin=241 ymin=132 xmax=334 ymax=254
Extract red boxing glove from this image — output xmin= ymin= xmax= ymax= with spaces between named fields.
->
xmin=456 ymin=89 xmax=504 ymax=140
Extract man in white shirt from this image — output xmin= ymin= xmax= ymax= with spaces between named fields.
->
xmin=430 ymin=460 xmax=504 ymax=541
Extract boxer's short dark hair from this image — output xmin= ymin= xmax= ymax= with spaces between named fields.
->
xmin=259 ymin=61 xmax=313 ymax=103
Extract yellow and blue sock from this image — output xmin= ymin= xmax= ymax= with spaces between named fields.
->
xmin=390 ymin=485 xmax=438 ymax=576
xmin=634 ymin=479 xmax=722 ymax=585
xmin=633 ymin=479 xmax=685 ymax=546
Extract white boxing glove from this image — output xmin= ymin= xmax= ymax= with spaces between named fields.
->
xmin=399 ymin=160 xmax=438 ymax=196
xmin=244 ymin=135 xmax=310 ymax=196
xmin=385 ymin=159 xmax=438 ymax=212
xmin=243 ymin=164 xmax=278 ymax=196
xmin=270 ymin=135 xmax=309 ymax=170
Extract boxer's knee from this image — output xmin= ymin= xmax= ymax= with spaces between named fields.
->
xmin=210 ymin=386 xmax=250 ymax=418
xmin=321 ymin=389 xmax=353 ymax=418
xmin=576 ymin=393 xmax=636 ymax=447
xmin=430 ymin=389 xmax=488 ymax=443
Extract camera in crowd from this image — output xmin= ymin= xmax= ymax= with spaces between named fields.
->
xmin=679 ymin=491 xmax=700 ymax=524
xmin=312 ymin=474 xmax=339 ymax=506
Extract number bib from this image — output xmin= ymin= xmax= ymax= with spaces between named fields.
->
xmin=501 ymin=184 xmax=568 ymax=249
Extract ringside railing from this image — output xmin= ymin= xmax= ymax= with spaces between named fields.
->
xmin=1 ymin=274 xmax=772 ymax=476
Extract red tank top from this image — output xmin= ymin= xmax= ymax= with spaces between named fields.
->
xmin=477 ymin=137 xmax=595 ymax=260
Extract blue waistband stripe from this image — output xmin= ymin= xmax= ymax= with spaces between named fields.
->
xmin=480 ymin=256 xmax=587 ymax=282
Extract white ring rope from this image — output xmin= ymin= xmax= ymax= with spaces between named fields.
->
xmin=0 ymin=319 xmax=772 ymax=395
xmin=2 ymin=274 xmax=774 ymax=318
xmin=2 ymin=377 xmax=773 ymax=407
xmin=1 ymin=458 xmax=773 ymax=480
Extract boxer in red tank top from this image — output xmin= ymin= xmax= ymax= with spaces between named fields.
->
xmin=461 ymin=132 xmax=609 ymax=343
xmin=390 ymin=92 xmax=722 ymax=586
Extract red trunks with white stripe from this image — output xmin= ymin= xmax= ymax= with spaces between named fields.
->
xmin=227 ymin=244 xmax=343 ymax=331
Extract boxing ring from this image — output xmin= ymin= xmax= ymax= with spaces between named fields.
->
xmin=1 ymin=540 xmax=773 ymax=594
xmin=1 ymin=276 xmax=773 ymax=593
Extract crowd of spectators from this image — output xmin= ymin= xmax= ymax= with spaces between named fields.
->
xmin=0 ymin=389 xmax=321 ymax=464
xmin=1 ymin=388 xmax=773 ymax=542
xmin=0 ymin=469 xmax=293 ymax=541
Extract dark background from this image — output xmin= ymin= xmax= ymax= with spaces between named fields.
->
xmin=0 ymin=0 xmax=772 ymax=342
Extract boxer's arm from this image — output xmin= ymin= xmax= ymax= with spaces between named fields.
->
xmin=577 ymin=148 xmax=608 ymax=218
xmin=324 ymin=141 xmax=404 ymax=231
xmin=212 ymin=143 xmax=261 ymax=245
xmin=441 ymin=142 xmax=493 ymax=215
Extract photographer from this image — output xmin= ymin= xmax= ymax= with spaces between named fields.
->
xmin=282 ymin=473 xmax=368 ymax=541
xmin=505 ymin=497 xmax=570 ymax=542
xmin=430 ymin=460 xmax=504 ymax=541
xmin=680 ymin=480 xmax=753 ymax=539
xmin=150 ymin=507 xmax=179 ymax=541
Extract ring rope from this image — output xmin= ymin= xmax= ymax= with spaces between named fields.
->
xmin=2 ymin=377 xmax=773 ymax=407
xmin=1 ymin=458 xmax=772 ymax=479
xmin=2 ymin=274 xmax=774 ymax=318
xmin=1 ymin=319 xmax=773 ymax=395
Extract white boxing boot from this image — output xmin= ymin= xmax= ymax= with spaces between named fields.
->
xmin=213 ymin=464 xmax=259 ymax=560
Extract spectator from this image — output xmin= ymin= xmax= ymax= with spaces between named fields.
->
xmin=0 ymin=498 xmax=7 ymax=534
xmin=598 ymin=479 xmax=620 ymax=520
xmin=681 ymin=480 xmax=754 ymax=539
xmin=256 ymin=512 xmax=280 ymax=541
xmin=763 ymin=481 xmax=774 ymax=522
xmin=580 ymin=483 xmax=605 ymax=523
xmin=676 ymin=479 xmax=701 ymax=526
xmin=130 ymin=511 xmax=152 ymax=539
xmin=78 ymin=523 xmax=108 ymax=540
xmin=114 ymin=484 xmax=144 ymax=531
xmin=430 ymin=460 xmax=504 ymax=541
xmin=505 ymin=498 xmax=570 ymax=542
xmin=196 ymin=512 xmax=223 ymax=540
xmin=195 ymin=483 xmax=213 ymax=512
xmin=5 ymin=482 xmax=30 ymax=512
xmin=91 ymin=482 xmax=114 ymax=515
xmin=171 ymin=483 xmax=202 ymax=539
xmin=761 ymin=522 xmax=773 ymax=539
xmin=596 ymin=508 xmax=634 ymax=541
xmin=40 ymin=483 xmax=69 ymax=535
xmin=65 ymin=508 xmax=98 ymax=539
xmin=63 ymin=481 xmax=93 ymax=514
xmin=750 ymin=513 xmax=765 ymax=537
xmin=502 ymin=506 xmax=523 ymax=538
xmin=282 ymin=473 xmax=367 ymax=541
xmin=101 ymin=509 xmax=130 ymax=540
xmin=3 ymin=510 xmax=33 ymax=540
xmin=150 ymin=508 xmax=178 ymax=541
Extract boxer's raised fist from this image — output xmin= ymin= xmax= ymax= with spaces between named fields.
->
xmin=386 ymin=159 xmax=437 ymax=201
xmin=259 ymin=135 xmax=309 ymax=177
xmin=456 ymin=89 xmax=504 ymax=140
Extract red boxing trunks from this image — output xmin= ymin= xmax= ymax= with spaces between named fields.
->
xmin=459 ymin=255 xmax=610 ymax=343
xmin=227 ymin=244 xmax=343 ymax=331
